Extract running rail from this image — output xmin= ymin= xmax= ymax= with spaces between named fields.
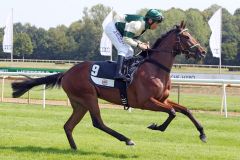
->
xmin=1 ymin=72 xmax=240 ymax=118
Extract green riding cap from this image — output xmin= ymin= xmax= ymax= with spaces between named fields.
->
xmin=145 ymin=9 xmax=164 ymax=23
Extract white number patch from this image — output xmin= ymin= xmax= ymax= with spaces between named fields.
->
xmin=91 ymin=64 xmax=100 ymax=76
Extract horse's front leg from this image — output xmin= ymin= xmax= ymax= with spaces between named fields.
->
xmin=144 ymin=97 xmax=176 ymax=132
xmin=167 ymin=99 xmax=207 ymax=142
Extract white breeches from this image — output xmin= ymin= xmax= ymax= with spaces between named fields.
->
xmin=104 ymin=22 xmax=134 ymax=59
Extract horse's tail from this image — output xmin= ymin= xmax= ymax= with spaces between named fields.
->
xmin=12 ymin=72 xmax=64 ymax=98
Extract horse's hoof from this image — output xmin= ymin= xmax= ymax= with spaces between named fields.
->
xmin=126 ymin=140 xmax=135 ymax=146
xmin=147 ymin=123 xmax=158 ymax=130
xmin=157 ymin=125 xmax=165 ymax=132
xmin=71 ymin=146 xmax=77 ymax=150
xmin=200 ymin=134 xmax=207 ymax=143
xmin=71 ymin=147 xmax=77 ymax=150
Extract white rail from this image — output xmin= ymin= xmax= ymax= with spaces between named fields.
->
xmin=172 ymin=78 xmax=240 ymax=84
xmin=171 ymin=78 xmax=240 ymax=118
xmin=1 ymin=72 xmax=240 ymax=118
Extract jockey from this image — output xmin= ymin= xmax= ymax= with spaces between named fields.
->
xmin=104 ymin=9 xmax=164 ymax=81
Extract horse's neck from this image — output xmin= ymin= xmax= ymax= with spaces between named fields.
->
xmin=151 ymin=39 xmax=175 ymax=70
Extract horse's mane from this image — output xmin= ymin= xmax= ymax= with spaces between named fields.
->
xmin=139 ymin=26 xmax=179 ymax=58
xmin=151 ymin=27 xmax=178 ymax=49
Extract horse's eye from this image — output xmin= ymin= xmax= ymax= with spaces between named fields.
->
xmin=183 ymin=35 xmax=190 ymax=39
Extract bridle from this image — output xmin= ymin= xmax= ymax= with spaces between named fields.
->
xmin=142 ymin=28 xmax=202 ymax=73
xmin=175 ymin=28 xmax=201 ymax=58
xmin=146 ymin=28 xmax=200 ymax=57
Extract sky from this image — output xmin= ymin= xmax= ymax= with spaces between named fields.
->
xmin=0 ymin=0 xmax=239 ymax=29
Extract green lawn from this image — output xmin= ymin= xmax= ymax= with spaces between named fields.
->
xmin=0 ymin=103 xmax=239 ymax=160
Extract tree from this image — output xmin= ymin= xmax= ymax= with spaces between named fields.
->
xmin=221 ymin=9 xmax=239 ymax=65
xmin=222 ymin=42 xmax=238 ymax=65
xmin=0 ymin=28 xmax=4 ymax=55
xmin=0 ymin=3 xmax=239 ymax=64
xmin=202 ymin=4 xmax=221 ymax=19
xmin=77 ymin=4 xmax=112 ymax=60
xmin=185 ymin=9 xmax=210 ymax=46
xmin=68 ymin=21 xmax=83 ymax=44
xmin=30 ymin=28 xmax=50 ymax=58
xmin=235 ymin=10 xmax=240 ymax=65
xmin=236 ymin=42 xmax=240 ymax=64
xmin=203 ymin=5 xmax=240 ymax=65
xmin=136 ymin=8 xmax=187 ymax=46
xmin=14 ymin=33 xmax=33 ymax=58
xmin=47 ymin=25 xmax=78 ymax=59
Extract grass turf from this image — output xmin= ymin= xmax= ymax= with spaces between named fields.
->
xmin=0 ymin=103 xmax=239 ymax=160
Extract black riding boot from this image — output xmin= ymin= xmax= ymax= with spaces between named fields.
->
xmin=114 ymin=55 xmax=128 ymax=81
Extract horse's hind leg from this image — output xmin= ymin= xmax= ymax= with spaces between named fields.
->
xmin=64 ymin=98 xmax=88 ymax=150
xmin=167 ymin=99 xmax=207 ymax=142
xmin=86 ymin=97 xmax=135 ymax=146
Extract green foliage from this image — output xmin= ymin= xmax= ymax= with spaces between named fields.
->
xmin=78 ymin=5 xmax=111 ymax=60
xmin=185 ymin=9 xmax=211 ymax=46
xmin=0 ymin=4 xmax=239 ymax=65
xmin=48 ymin=25 xmax=78 ymax=55
xmin=13 ymin=32 xmax=33 ymax=57
xmin=222 ymin=42 xmax=238 ymax=64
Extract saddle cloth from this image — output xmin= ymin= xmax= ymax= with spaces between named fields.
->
xmin=90 ymin=61 xmax=119 ymax=88
xmin=89 ymin=61 xmax=130 ymax=109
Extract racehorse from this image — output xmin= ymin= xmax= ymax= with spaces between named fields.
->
xmin=12 ymin=21 xmax=207 ymax=150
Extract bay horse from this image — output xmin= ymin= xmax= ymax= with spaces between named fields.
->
xmin=12 ymin=21 xmax=207 ymax=150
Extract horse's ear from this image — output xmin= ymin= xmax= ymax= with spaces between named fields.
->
xmin=180 ymin=21 xmax=184 ymax=28
xmin=182 ymin=21 xmax=186 ymax=29
xmin=180 ymin=20 xmax=187 ymax=28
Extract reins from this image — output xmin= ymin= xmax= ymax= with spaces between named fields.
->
xmin=144 ymin=58 xmax=171 ymax=73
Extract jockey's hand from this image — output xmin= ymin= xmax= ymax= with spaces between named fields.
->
xmin=137 ymin=42 xmax=150 ymax=50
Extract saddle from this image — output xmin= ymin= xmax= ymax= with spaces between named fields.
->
xmin=89 ymin=56 xmax=144 ymax=110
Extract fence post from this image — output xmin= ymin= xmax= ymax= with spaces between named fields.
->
xmin=27 ymin=91 xmax=30 ymax=104
xmin=43 ymin=84 xmax=46 ymax=109
xmin=220 ymin=83 xmax=227 ymax=118
xmin=66 ymin=98 xmax=70 ymax=106
xmin=177 ymin=85 xmax=180 ymax=104
xmin=1 ymin=77 xmax=5 ymax=102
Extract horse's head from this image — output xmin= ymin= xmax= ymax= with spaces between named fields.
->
xmin=173 ymin=21 xmax=206 ymax=59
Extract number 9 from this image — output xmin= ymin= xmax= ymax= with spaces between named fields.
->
xmin=91 ymin=64 xmax=100 ymax=76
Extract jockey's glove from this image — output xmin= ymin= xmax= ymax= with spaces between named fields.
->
xmin=137 ymin=42 xmax=150 ymax=50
